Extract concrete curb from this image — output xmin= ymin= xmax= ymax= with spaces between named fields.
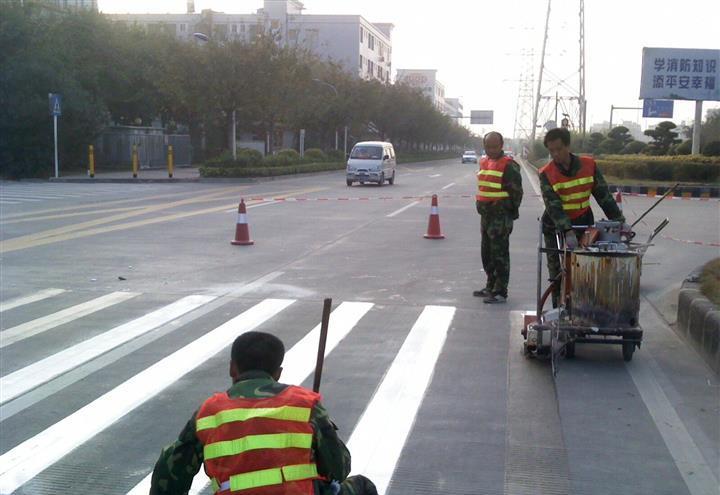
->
xmin=676 ymin=275 xmax=719 ymax=374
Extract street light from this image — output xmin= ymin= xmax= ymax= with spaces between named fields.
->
xmin=194 ymin=32 xmax=238 ymax=160
xmin=312 ymin=79 xmax=347 ymax=155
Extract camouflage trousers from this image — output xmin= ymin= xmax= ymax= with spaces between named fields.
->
xmin=318 ymin=475 xmax=378 ymax=495
xmin=480 ymin=214 xmax=514 ymax=297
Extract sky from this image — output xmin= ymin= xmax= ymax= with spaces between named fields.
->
xmin=98 ymin=0 xmax=720 ymax=139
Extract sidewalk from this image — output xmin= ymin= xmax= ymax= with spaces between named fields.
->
xmin=49 ymin=166 xmax=201 ymax=183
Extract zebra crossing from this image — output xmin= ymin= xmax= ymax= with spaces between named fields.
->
xmin=0 ymin=287 xmax=457 ymax=495
xmin=0 ymin=183 xmax=165 ymax=205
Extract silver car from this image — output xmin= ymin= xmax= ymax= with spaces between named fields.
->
xmin=346 ymin=141 xmax=397 ymax=186
xmin=461 ymin=150 xmax=478 ymax=164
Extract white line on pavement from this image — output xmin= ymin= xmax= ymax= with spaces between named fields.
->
xmin=0 ymin=298 xmax=295 ymax=494
xmin=441 ymin=182 xmax=456 ymax=190
xmin=0 ymin=295 xmax=216 ymax=404
xmin=626 ymin=357 xmax=719 ymax=494
xmin=0 ymin=288 xmax=66 ymax=313
xmin=0 ymin=291 xmax=141 ymax=349
xmin=127 ymin=300 xmax=375 ymax=495
xmin=347 ymin=305 xmax=456 ymax=495
xmin=386 ymin=201 xmax=420 ymax=218
xmin=225 ymin=200 xmax=280 ymax=213
xmin=0 ymin=201 xmax=21 ymax=205
xmin=429 ymin=174 xmax=441 ymax=178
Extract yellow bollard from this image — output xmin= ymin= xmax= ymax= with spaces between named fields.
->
xmin=88 ymin=145 xmax=95 ymax=178
xmin=167 ymin=145 xmax=174 ymax=178
xmin=132 ymin=144 xmax=138 ymax=178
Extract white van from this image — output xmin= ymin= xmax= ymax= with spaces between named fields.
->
xmin=346 ymin=141 xmax=396 ymax=186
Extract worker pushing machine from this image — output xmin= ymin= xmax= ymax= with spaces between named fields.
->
xmin=539 ymin=127 xmax=628 ymax=307
xmin=149 ymin=331 xmax=378 ymax=495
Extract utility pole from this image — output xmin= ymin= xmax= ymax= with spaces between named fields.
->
xmin=531 ymin=0 xmax=551 ymax=143
xmin=578 ymin=0 xmax=586 ymax=135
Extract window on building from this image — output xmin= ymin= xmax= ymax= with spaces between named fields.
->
xmin=360 ymin=26 xmax=364 ymax=43
xmin=368 ymin=33 xmax=375 ymax=51
xmin=180 ymin=23 xmax=186 ymax=32
xmin=359 ymin=54 xmax=364 ymax=69
xmin=241 ymin=23 xmax=246 ymax=32
xmin=249 ymin=25 xmax=258 ymax=38
xmin=367 ymin=59 xmax=374 ymax=76
xmin=231 ymin=24 xmax=237 ymax=34
xmin=288 ymin=29 xmax=299 ymax=43
xmin=378 ymin=66 xmax=383 ymax=79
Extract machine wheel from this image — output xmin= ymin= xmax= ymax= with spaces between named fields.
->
xmin=388 ymin=171 xmax=395 ymax=185
xmin=622 ymin=339 xmax=635 ymax=361
xmin=565 ymin=341 xmax=575 ymax=359
xmin=378 ymin=173 xmax=384 ymax=186
xmin=346 ymin=179 xmax=353 ymax=187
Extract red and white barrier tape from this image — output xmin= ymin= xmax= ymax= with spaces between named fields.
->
xmin=661 ymin=235 xmax=720 ymax=248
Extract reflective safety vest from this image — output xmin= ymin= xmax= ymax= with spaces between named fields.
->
xmin=196 ymin=385 xmax=322 ymax=494
xmin=540 ymin=156 xmax=596 ymax=219
xmin=476 ymin=155 xmax=512 ymax=202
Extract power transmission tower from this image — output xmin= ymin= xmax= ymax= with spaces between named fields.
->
xmin=531 ymin=0 xmax=587 ymax=140
xmin=513 ymin=49 xmax=535 ymax=142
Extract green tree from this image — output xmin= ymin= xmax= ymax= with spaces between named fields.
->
xmin=644 ymin=121 xmax=681 ymax=155
xmin=620 ymin=140 xmax=648 ymax=154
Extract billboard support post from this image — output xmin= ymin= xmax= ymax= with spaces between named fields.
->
xmin=692 ymin=101 xmax=702 ymax=155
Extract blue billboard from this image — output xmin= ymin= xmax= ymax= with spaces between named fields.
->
xmin=642 ymin=99 xmax=674 ymax=118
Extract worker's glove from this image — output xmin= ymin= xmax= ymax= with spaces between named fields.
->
xmin=564 ymin=230 xmax=578 ymax=250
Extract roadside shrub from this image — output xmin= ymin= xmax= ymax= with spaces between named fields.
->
xmin=703 ymin=141 xmax=720 ymax=156
xmin=303 ymin=148 xmax=327 ymax=162
xmin=620 ymin=141 xmax=647 ymax=155
xmin=276 ymin=149 xmax=301 ymax=163
xmin=675 ymin=140 xmax=693 ymax=155
xmin=325 ymin=149 xmax=346 ymax=161
xmin=199 ymin=161 xmax=345 ymax=177
xmin=595 ymin=155 xmax=720 ymax=183
xmin=237 ymin=148 xmax=263 ymax=165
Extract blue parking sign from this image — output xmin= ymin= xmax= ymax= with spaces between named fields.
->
xmin=642 ymin=99 xmax=673 ymax=118
xmin=48 ymin=93 xmax=62 ymax=116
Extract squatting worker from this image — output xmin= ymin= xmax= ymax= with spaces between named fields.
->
xmin=474 ymin=131 xmax=523 ymax=304
xmin=539 ymin=127 xmax=626 ymax=307
xmin=150 ymin=331 xmax=378 ymax=495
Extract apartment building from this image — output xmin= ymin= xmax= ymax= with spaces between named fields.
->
xmin=395 ymin=69 xmax=463 ymax=117
xmin=107 ymin=0 xmax=392 ymax=83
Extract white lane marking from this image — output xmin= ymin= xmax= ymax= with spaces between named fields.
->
xmin=0 ymin=292 xmax=141 ymax=348
xmin=347 ymin=305 xmax=456 ymax=495
xmin=428 ymin=174 xmax=441 ymax=178
xmin=0 ymin=196 xmax=44 ymax=202
xmin=386 ymin=201 xmax=420 ymax=218
xmin=0 ymin=298 xmax=295 ymax=494
xmin=225 ymin=200 xmax=280 ymax=213
xmin=0 ymin=295 xmax=216 ymax=404
xmin=127 ymin=300 xmax=375 ymax=495
xmin=626 ymin=358 xmax=719 ymax=494
xmin=518 ymin=158 xmax=542 ymax=198
xmin=0 ymin=200 xmax=21 ymax=205
xmin=0 ymin=289 xmax=66 ymax=313
xmin=441 ymin=182 xmax=456 ymax=190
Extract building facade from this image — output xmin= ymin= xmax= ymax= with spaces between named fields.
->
xmin=107 ymin=0 xmax=392 ymax=83
xmin=395 ymin=69 xmax=463 ymax=118
xmin=46 ymin=0 xmax=97 ymax=10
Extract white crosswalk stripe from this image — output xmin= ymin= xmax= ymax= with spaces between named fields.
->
xmin=0 ymin=291 xmax=140 ymax=348
xmin=0 ymin=289 xmax=456 ymax=495
xmin=0 ymin=288 xmax=66 ymax=313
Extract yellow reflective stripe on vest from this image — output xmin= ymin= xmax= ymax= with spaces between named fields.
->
xmin=204 ymin=433 xmax=313 ymax=460
xmin=477 ymin=191 xmax=510 ymax=199
xmin=477 ymin=180 xmax=503 ymax=189
xmin=196 ymin=406 xmax=311 ymax=432
xmin=551 ymin=176 xmax=594 ymax=191
xmin=228 ymin=463 xmax=318 ymax=492
xmin=562 ymin=200 xmax=591 ymax=211
xmin=558 ymin=191 xmax=592 ymax=202
xmin=478 ymin=169 xmax=504 ymax=178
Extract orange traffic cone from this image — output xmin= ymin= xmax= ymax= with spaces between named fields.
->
xmin=424 ymin=194 xmax=445 ymax=239
xmin=615 ymin=190 xmax=623 ymax=211
xmin=231 ymin=199 xmax=254 ymax=246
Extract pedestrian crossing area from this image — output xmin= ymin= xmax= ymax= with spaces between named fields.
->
xmin=0 ymin=287 xmax=458 ymax=495
xmin=0 ymin=183 xmax=164 ymax=205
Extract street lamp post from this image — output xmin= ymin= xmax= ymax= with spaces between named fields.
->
xmin=312 ymin=79 xmax=346 ymax=155
xmin=194 ymin=32 xmax=237 ymax=160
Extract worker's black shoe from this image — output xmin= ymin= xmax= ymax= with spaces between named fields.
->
xmin=473 ymin=287 xmax=492 ymax=297
xmin=483 ymin=294 xmax=507 ymax=304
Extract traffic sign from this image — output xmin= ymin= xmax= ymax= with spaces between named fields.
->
xmin=470 ymin=110 xmax=494 ymax=125
xmin=642 ymin=99 xmax=674 ymax=118
xmin=48 ymin=93 xmax=62 ymax=117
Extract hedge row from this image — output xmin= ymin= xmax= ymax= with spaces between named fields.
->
xmin=200 ymin=162 xmax=345 ymax=178
xmin=596 ymin=157 xmax=720 ymax=183
xmin=596 ymin=154 xmax=720 ymax=165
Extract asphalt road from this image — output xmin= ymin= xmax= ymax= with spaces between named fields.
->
xmin=0 ymin=160 xmax=718 ymax=495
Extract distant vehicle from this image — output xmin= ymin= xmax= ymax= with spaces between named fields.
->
xmin=504 ymin=150 xmax=514 ymax=159
xmin=461 ymin=150 xmax=478 ymax=164
xmin=346 ymin=141 xmax=396 ymax=186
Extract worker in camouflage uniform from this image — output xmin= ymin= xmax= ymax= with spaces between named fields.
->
xmin=150 ymin=331 xmax=377 ymax=495
xmin=539 ymin=127 xmax=627 ymax=307
xmin=474 ymin=131 xmax=524 ymax=304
